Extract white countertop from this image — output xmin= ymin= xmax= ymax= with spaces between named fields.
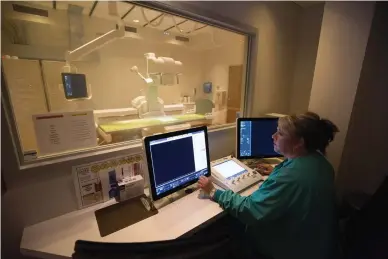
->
xmin=21 ymin=185 xmax=259 ymax=259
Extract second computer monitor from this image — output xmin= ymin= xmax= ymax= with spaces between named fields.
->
xmin=143 ymin=126 xmax=211 ymax=201
xmin=237 ymin=117 xmax=282 ymax=159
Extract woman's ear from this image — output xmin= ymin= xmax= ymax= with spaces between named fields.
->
xmin=295 ymin=137 xmax=305 ymax=151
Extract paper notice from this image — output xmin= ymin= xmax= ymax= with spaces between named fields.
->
xmin=33 ymin=111 xmax=97 ymax=156
xmin=72 ymin=154 xmax=145 ymax=209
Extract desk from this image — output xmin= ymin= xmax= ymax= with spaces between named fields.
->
xmin=21 ymin=185 xmax=259 ymax=259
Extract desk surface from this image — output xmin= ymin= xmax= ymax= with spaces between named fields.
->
xmin=21 ymin=185 xmax=259 ymax=259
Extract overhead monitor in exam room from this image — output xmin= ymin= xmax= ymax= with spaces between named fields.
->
xmin=61 ymin=73 xmax=88 ymax=100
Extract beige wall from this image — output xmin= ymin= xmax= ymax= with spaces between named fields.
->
xmin=180 ymin=1 xmax=302 ymax=116
xmin=308 ymin=1 xmax=375 ymax=171
xmin=337 ymin=2 xmax=388 ymax=195
xmin=289 ymin=4 xmax=324 ymax=114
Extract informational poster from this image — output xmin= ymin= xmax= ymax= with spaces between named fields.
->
xmin=32 ymin=110 xmax=97 ymax=156
xmin=73 ymin=154 xmax=145 ymax=209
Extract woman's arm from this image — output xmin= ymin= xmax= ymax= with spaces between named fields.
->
xmin=213 ymin=170 xmax=299 ymax=225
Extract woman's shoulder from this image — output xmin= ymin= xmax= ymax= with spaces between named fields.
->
xmin=275 ymin=153 xmax=334 ymax=182
xmin=291 ymin=152 xmax=333 ymax=170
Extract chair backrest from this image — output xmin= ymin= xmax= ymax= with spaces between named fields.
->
xmin=342 ymin=176 xmax=388 ymax=259
xmin=73 ymin=233 xmax=237 ymax=259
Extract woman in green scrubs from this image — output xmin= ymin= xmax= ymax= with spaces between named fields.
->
xmin=198 ymin=112 xmax=340 ymax=259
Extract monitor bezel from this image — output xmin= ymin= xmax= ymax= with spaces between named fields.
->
xmin=236 ymin=117 xmax=283 ymax=159
xmin=144 ymin=126 xmax=211 ymax=201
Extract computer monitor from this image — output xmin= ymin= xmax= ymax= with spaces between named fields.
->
xmin=61 ymin=73 xmax=88 ymax=99
xmin=237 ymin=117 xmax=282 ymax=159
xmin=143 ymin=126 xmax=211 ymax=201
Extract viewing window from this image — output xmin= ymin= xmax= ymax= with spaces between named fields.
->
xmin=1 ymin=1 xmax=248 ymax=162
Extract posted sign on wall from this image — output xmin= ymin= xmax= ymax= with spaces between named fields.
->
xmin=32 ymin=110 xmax=96 ymax=156
xmin=73 ymin=154 xmax=145 ymax=209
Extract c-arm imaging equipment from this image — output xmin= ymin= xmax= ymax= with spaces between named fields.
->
xmin=130 ymin=53 xmax=183 ymax=118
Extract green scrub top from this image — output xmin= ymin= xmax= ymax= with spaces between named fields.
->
xmin=213 ymin=152 xmax=339 ymax=259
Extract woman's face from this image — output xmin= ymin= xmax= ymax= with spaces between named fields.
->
xmin=272 ymin=126 xmax=300 ymax=157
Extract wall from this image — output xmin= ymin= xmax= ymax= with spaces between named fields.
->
xmin=337 ymin=2 xmax=388 ymax=195
xmin=178 ymin=1 xmax=302 ymax=116
xmin=308 ymin=1 xmax=375 ymax=171
xmin=202 ymin=28 xmax=245 ymax=92
xmin=289 ymin=4 xmax=324 ymax=114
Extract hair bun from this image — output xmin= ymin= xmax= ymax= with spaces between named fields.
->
xmin=319 ymin=118 xmax=339 ymax=142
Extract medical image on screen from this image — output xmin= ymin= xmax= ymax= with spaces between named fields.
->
xmin=239 ymin=119 xmax=279 ymax=158
xmin=151 ymin=137 xmax=196 ymax=186
xmin=61 ymin=73 xmax=88 ymax=99
xmin=148 ymin=130 xmax=209 ymax=196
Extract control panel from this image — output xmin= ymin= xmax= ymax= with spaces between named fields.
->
xmin=211 ymin=156 xmax=263 ymax=193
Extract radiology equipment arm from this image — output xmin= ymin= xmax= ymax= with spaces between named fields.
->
xmin=65 ymin=26 xmax=125 ymax=63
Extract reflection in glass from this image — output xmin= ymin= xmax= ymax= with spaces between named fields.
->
xmin=1 ymin=1 xmax=246 ymax=160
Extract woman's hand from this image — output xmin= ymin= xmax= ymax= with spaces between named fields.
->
xmin=257 ymin=163 xmax=273 ymax=175
xmin=198 ymin=176 xmax=214 ymax=195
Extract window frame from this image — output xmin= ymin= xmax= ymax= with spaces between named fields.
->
xmin=1 ymin=1 xmax=258 ymax=170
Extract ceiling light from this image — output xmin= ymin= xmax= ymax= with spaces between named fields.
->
xmin=164 ymin=31 xmax=170 ymax=35
xmin=133 ymin=19 xmax=140 ymax=23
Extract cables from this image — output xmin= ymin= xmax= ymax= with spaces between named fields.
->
xmin=171 ymin=15 xmax=198 ymax=35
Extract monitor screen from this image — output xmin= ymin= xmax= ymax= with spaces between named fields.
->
xmin=213 ymin=160 xmax=247 ymax=180
xmin=144 ymin=126 xmax=211 ymax=201
xmin=61 ymin=73 xmax=88 ymax=99
xmin=237 ymin=118 xmax=282 ymax=159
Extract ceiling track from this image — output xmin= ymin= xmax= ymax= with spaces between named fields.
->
xmin=121 ymin=5 xmax=135 ymax=20
xmin=89 ymin=1 xmax=99 ymax=17
xmin=164 ymin=19 xmax=187 ymax=32
xmin=191 ymin=24 xmax=208 ymax=33
xmin=22 ymin=0 xmax=209 ymax=35
xmin=143 ymin=13 xmax=164 ymax=27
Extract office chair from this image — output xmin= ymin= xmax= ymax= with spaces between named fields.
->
xmin=73 ymin=232 xmax=242 ymax=259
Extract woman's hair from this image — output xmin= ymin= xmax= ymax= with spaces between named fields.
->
xmin=278 ymin=112 xmax=339 ymax=154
